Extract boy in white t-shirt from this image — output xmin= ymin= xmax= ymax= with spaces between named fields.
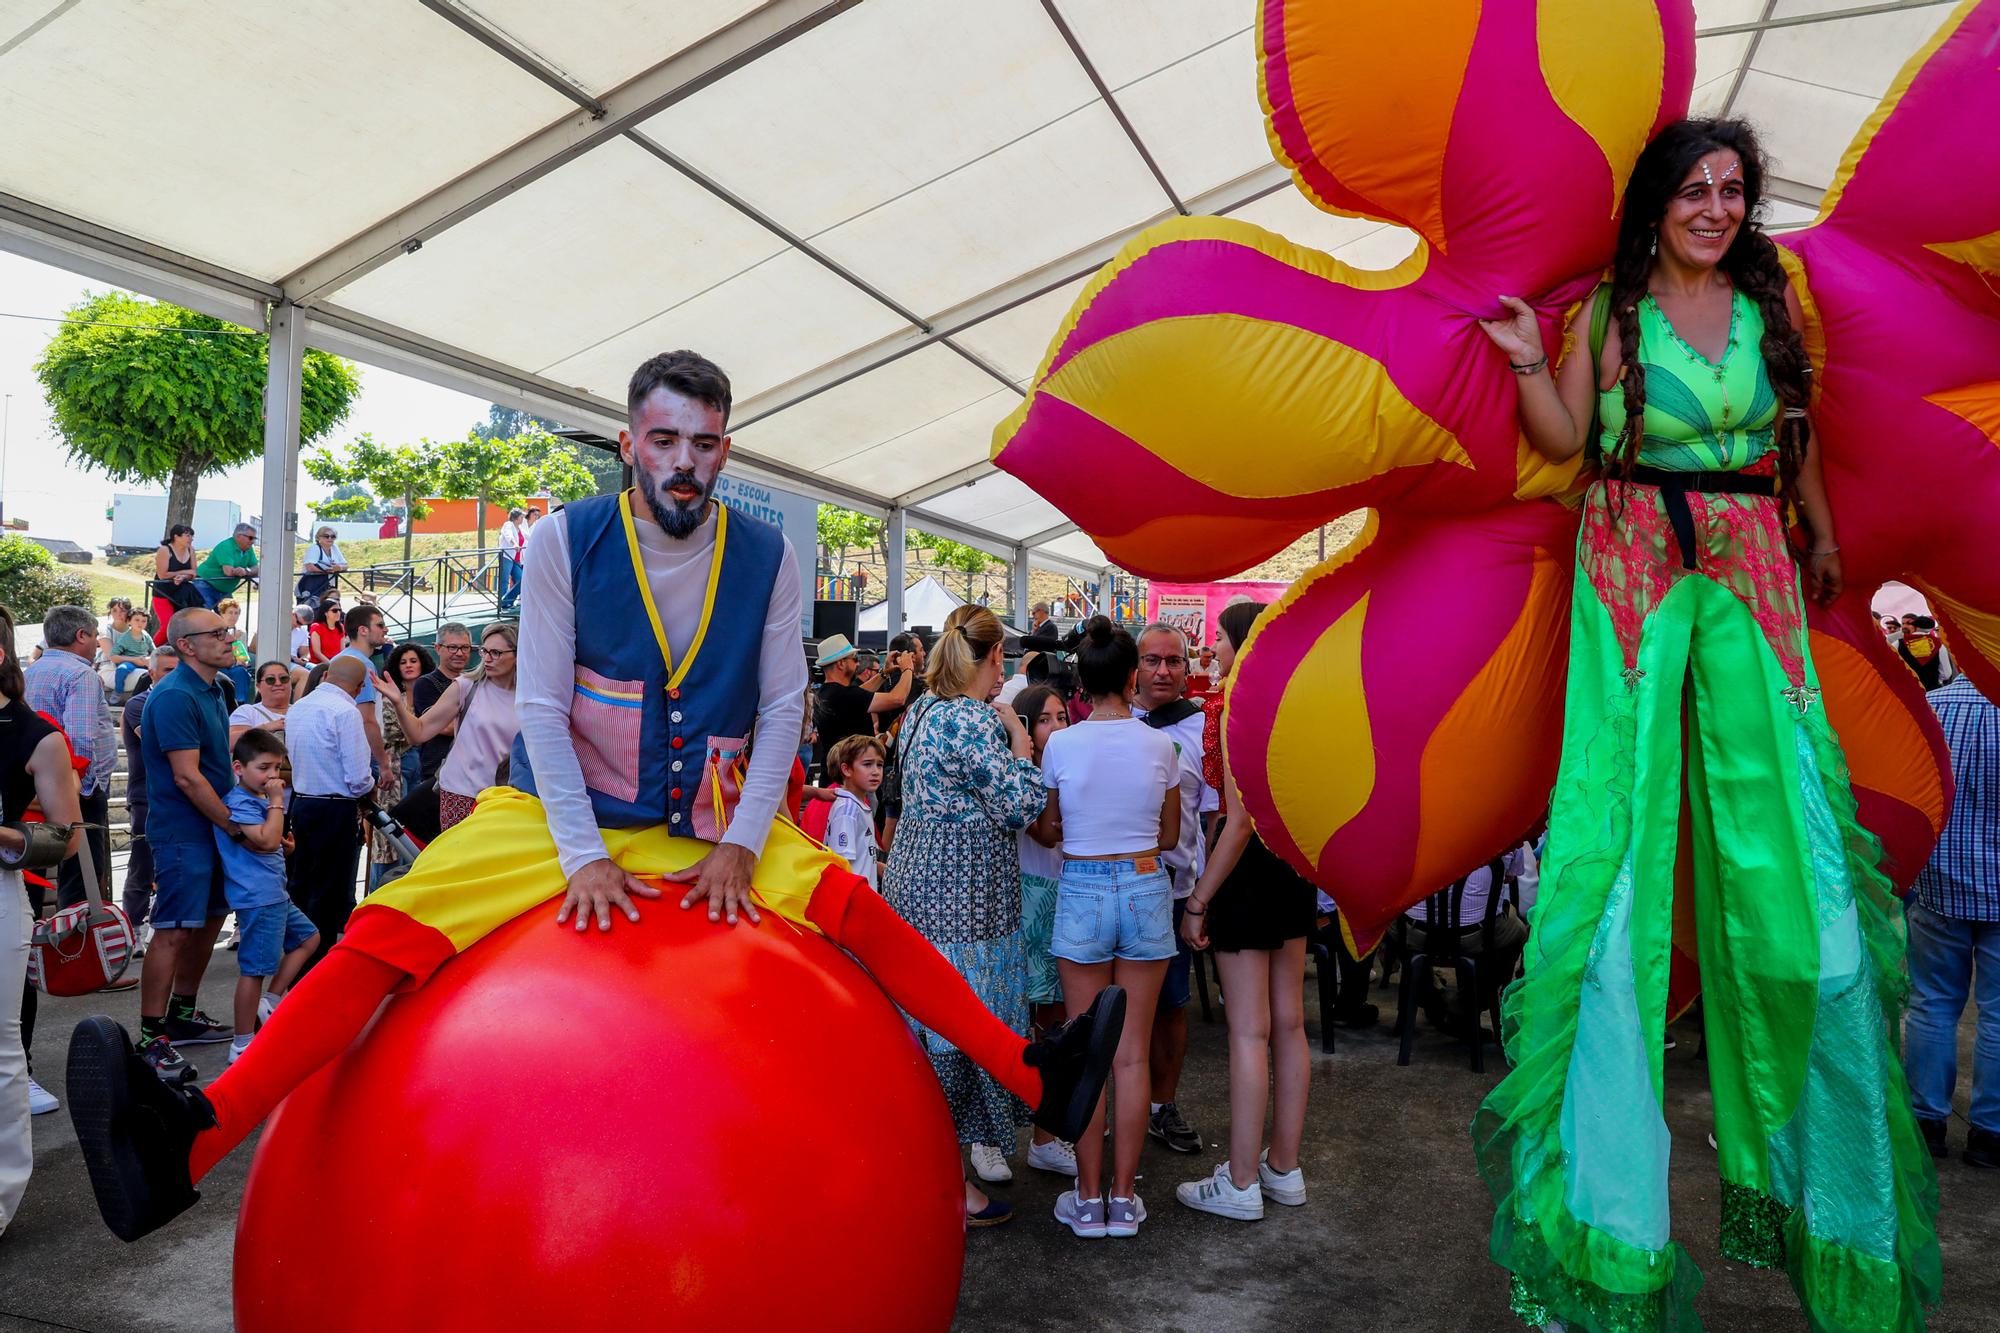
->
xmin=823 ymin=734 xmax=886 ymax=888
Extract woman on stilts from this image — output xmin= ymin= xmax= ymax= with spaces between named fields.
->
xmin=1474 ymin=119 xmax=1940 ymax=1332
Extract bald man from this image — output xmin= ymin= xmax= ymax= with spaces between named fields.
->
xmin=284 ymin=653 xmax=376 ymax=966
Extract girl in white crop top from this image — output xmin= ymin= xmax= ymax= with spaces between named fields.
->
xmin=1030 ymin=616 xmax=1180 ymax=1238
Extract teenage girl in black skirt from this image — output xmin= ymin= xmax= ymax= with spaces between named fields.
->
xmin=1174 ymin=599 xmax=1315 ymax=1222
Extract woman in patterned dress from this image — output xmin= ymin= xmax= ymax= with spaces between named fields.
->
xmin=882 ymin=604 xmax=1045 ymax=1225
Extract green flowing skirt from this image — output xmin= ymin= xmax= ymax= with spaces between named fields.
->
xmin=1474 ymin=478 xmax=1941 ymax=1332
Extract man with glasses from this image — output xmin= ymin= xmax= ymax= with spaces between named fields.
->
xmin=194 ymin=523 xmax=260 ymax=611
xmin=337 ymin=604 xmax=394 ymax=790
xmin=1132 ymin=622 xmax=1219 ymax=1156
xmin=23 ymin=605 xmax=116 ymax=910
xmin=412 ymin=623 xmax=473 ymax=784
xmin=132 ymin=609 xmax=242 ymax=1079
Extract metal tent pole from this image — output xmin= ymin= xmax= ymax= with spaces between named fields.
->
xmin=256 ymin=302 xmax=304 ymax=666
xmin=885 ymin=506 xmax=907 ymax=638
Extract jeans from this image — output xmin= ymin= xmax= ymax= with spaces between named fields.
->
xmin=2 ymin=877 xmax=31 ymax=1233
xmin=122 ymin=799 xmax=153 ymax=928
xmin=497 ymin=554 xmax=522 ymax=610
xmin=399 ymin=748 xmax=424 ymax=795
xmin=1903 ymin=903 xmax=2000 ymax=1134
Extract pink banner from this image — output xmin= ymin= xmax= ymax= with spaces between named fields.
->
xmin=1146 ymin=580 xmax=1292 ymax=647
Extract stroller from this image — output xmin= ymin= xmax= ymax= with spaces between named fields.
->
xmin=360 ymin=796 xmax=426 ymax=888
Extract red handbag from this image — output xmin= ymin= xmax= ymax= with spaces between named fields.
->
xmin=27 ymin=825 xmax=134 ymax=997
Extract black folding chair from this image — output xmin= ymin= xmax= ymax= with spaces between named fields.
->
xmin=1393 ymin=857 xmax=1508 ymax=1072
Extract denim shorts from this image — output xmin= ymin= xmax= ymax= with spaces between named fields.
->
xmin=236 ymin=900 xmax=318 ymax=978
xmin=149 ymin=838 xmax=229 ymax=930
xmin=1052 ymin=857 xmax=1176 ymax=964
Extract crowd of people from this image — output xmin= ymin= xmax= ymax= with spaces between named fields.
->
xmin=0 ymin=339 xmax=1990 ymax=1333
xmin=0 ymin=587 xmax=525 ymax=1148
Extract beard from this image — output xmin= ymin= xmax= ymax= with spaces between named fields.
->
xmin=639 ymin=466 xmax=715 ymax=539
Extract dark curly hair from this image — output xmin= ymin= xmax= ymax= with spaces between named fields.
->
xmin=1603 ymin=119 xmax=1812 ymax=539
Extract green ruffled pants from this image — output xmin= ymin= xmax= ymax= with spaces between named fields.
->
xmin=1474 ymin=482 xmax=1941 ymax=1332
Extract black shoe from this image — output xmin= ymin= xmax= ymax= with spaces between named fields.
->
xmin=66 ymin=1017 xmax=217 ymax=1242
xmin=1024 ymin=985 xmax=1126 ymax=1144
xmin=164 ymin=1010 xmax=234 ymax=1046
xmin=1332 ymin=1003 xmax=1380 ymax=1030
xmin=1964 ymin=1127 xmax=2000 ymax=1170
xmin=1916 ymin=1116 xmax=1950 ymax=1160
xmin=1148 ymin=1101 xmax=1202 ymax=1154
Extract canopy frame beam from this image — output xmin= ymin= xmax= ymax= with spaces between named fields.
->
xmin=280 ymin=0 xmax=861 ymax=305
xmin=731 ymin=162 xmax=1293 ymax=435
xmin=256 ymin=301 xmax=305 ymax=666
xmin=1040 ymin=0 xmax=1187 ymax=216
xmin=1696 ymin=0 xmax=1958 ymax=39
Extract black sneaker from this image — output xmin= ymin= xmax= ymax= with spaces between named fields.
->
xmin=137 ymin=1033 xmax=196 ymax=1084
xmin=1916 ymin=1116 xmax=1950 ymax=1160
xmin=1148 ymin=1101 xmax=1203 ymax=1154
xmin=67 ymin=1016 xmax=217 ymax=1241
xmin=1964 ymin=1127 xmax=1999 ymax=1170
xmin=1024 ymin=986 xmax=1127 ymax=1144
xmin=164 ymin=1009 xmax=234 ymax=1046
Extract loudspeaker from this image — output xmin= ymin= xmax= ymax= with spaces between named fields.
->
xmin=812 ymin=599 xmax=858 ymax=642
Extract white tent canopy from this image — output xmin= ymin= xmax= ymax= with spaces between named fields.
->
xmin=855 ymin=575 xmax=998 ymax=638
xmin=0 ymin=0 xmax=1959 ymax=659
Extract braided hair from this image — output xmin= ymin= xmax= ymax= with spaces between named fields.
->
xmin=1603 ymin=119 xmax=1813 ymax=540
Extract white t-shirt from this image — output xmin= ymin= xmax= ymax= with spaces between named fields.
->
xmin=1040 ymin=716 xmax=1178 ymax=858
xmin=229 ymin=701 xmax=284 ymax=731
xmin=289 ymin=624 xmax=311 ymax=662
xmin=824 ymin=788 xmax=877 ymax=888
xmin=1133 ymin=703 xmax=1221 ymax=898
xmin=1405 ymin=844 xmax=1532 ymax=923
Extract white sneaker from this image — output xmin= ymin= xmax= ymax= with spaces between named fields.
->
xmin=969 ymin=1143 xmax=1013 ymax=1184
xmin=1105 ymin=1194 xmax=1147 ymax=1237
xmin=1026 ymin=1137 xmax=1078 ymax=1177
xmin=132 ymin=923 xmax=152 ymax=958
xmin=258 ymin=991 xmax=282 ymax=1026
xmin=228 ymin=1038 xmax=253 ymax=1065
xmin=1053 ymin=1190 xmax=1107 ymax=1238
xmin=1258 ymin=1150 xmax=1306 ymax=1206
xmin=26 ymin=1078 xmax=59 ymax=1116
xmin=1176 ymin=1163 xmax=1263 ymax=1220
xmin=217 ymin=913 xmax=239 ymax=950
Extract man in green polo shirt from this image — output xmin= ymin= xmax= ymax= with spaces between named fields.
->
xmin=195 ymin=523 xmax=260 ymax=609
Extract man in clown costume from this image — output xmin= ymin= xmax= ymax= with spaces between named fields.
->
xmin=67 ymin=349 xmax=1125 ymax=1242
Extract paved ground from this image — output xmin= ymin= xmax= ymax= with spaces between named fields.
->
xmin=3 ymin=949 xmax=1994 ymax=1332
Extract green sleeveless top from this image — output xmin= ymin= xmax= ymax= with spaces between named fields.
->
xmin=1595 ymin=287 xmax=1777 ymax=473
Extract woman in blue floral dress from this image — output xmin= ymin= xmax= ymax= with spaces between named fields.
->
xmin=883 ymin=604 xmax=1046 ymax=1224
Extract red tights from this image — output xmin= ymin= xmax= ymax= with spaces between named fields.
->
xmin=190 ymin=873 xmax=1041 ymax=1183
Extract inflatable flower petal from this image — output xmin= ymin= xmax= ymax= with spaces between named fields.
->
xmin=994 ymin=0 xmax=1997 ymax=949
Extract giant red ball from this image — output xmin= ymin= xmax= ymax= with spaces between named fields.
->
xmin=234 ymin=902 xmax=966 ymax=1330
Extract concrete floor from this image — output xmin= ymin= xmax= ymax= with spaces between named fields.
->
xmin=3 ymin=951 xmax=1995 ymax=1332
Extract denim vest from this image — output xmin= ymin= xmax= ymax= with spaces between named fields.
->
xmin=512 ymin=491 xmax=785 ymax=836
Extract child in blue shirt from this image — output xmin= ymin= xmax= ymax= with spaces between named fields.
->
xmin=215 ymin=728 xmax=319 ymax=1064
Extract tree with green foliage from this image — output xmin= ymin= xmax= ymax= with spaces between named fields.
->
xmin=310 ymin=481 xmax=386 ymax=523
xmin=0 ymin=535 xmax=92 ymax=622
xmin=910 ymin=529 xmax=999 ymax=600
xmin=435 ymin=426 xmax=597 ymax=551
xmin=303 ymin=434 xmax=446 ymax=564
xmin=472 ymin=403 xmax=621 ymax=496
xmin=817 ymin=507 xmax=882 ymax=573
xmin=34 ymin=292 xmax=361 ymax=532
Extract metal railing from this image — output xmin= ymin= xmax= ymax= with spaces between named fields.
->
xmin=308 ymin=547 xmax=516 ymax=644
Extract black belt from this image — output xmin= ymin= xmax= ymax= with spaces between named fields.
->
xmin=1623 ymin=465 xmax=1778 ymax=571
